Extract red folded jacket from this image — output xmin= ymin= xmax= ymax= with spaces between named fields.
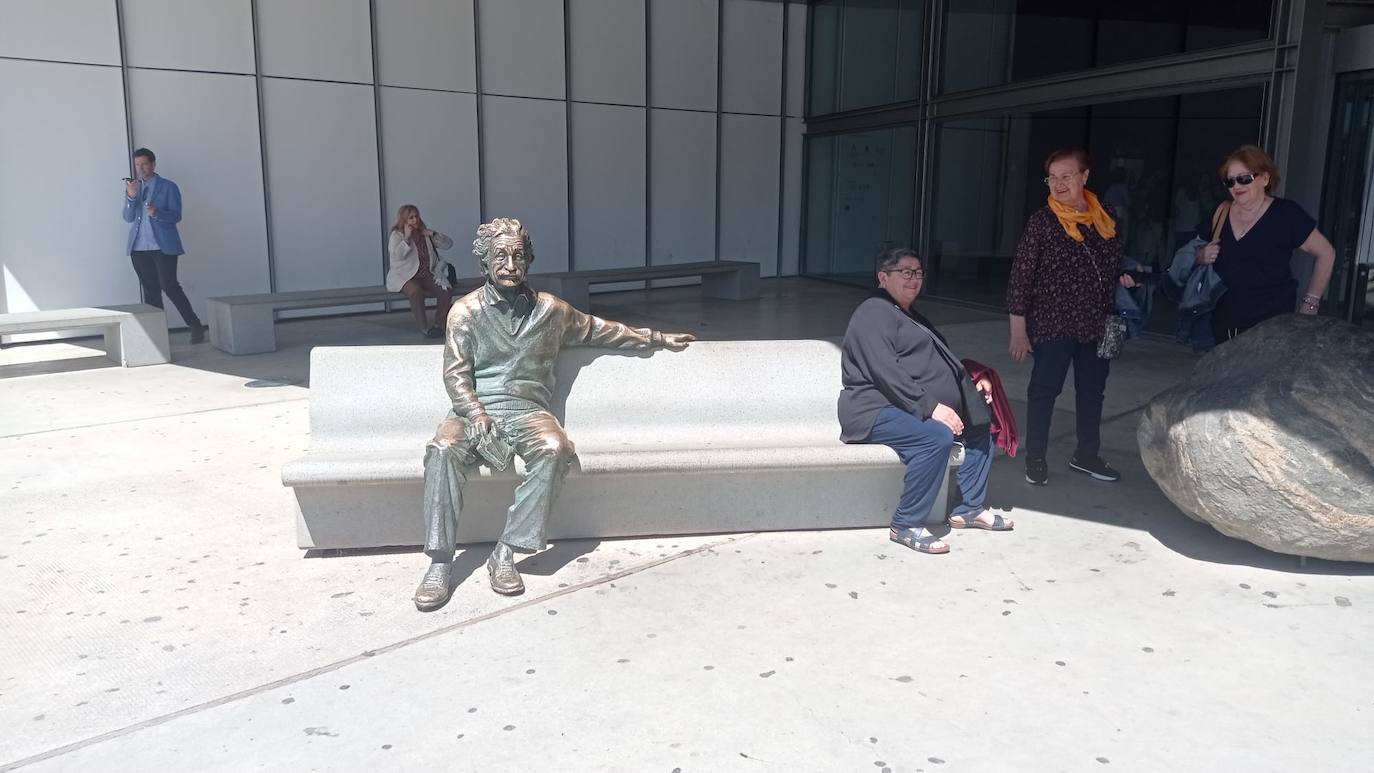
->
xmin=961 ymin=358 xmax=1019 ymax=458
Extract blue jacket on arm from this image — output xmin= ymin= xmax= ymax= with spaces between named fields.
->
xmin=123 ymin=176 xmax=185 ymax=256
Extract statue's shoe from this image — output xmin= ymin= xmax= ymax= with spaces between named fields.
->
xmin=486 ymin=553 xmax=525 ymax=596
xmin=413 ymin=562 xmax=454 ymax=611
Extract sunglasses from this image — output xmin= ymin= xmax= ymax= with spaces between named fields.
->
xmin=1223 ymin=173 xmax=1257 ymax=189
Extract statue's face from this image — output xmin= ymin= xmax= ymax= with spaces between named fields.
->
xmin=484 ymin=235 xmax=531 ymax=289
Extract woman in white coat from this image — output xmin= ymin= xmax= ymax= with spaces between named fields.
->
xmin=387 ymin=204 xmax=456 ymax=338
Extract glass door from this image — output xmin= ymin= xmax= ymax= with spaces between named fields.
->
xmin=1319 ymin=71 xmax=1374 ymax=323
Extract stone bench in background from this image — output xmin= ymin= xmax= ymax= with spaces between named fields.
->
xmin=0 ymin=304 xmax=169 ymax=366
xmin=283 ymin=339 xmax=962 ymax=550
xmin=527 ymin=260 xmax=760 ymax=311
xmin=207 ymin=282 xmax=482 ymax=355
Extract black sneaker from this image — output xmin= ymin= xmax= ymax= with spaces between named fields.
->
xmin=189 ymin=325 xmax=207 ymax=344
xmin=1025 ymin=456 xmax=1048 ymax=485
xmin=1069 ymin=454 xmax=1120 ymax=482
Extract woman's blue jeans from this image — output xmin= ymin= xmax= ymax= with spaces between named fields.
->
xmin=865 ymin=405 xmax=993 ymax=530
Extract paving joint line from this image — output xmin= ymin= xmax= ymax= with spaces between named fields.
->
xmin=0 ymin=397 xmax=309 ymax=441
xmin=0 ymin=532 xmax=758 ymax=771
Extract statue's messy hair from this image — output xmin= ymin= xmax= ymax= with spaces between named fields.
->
xmin=472 ymin=217 xmax=534 ymax=264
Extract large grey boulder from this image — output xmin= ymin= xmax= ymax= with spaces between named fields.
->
xmin=1138 ymin=315 xmax=1374 ymax=562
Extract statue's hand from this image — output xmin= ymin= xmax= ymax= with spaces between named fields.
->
xmin=469 ymin=414 xmax=494 ymax=436
xmin=661 ymin=332 xmax=695 ymax=351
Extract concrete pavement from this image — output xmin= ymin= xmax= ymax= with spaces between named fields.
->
xmin=2 ymin=279 xmax=1371 ymax=772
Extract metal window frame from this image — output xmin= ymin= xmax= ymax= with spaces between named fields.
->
xmin=797 ymin=0 xmax=1314 ymax=294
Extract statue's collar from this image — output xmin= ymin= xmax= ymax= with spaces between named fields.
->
xmin=482 ymin=282 xmax=536 ymax=315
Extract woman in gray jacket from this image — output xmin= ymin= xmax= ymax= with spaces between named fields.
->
xmin=838 ymin=249 xmax=1011 ymax=554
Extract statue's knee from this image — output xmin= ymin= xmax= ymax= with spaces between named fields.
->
xmin=532 ymin=432 xmax=575 ymax=464
xmin=426 ymin=419 xmax=477 ymax=467
xmin=429 ymin=418 xmax=466 ymax=450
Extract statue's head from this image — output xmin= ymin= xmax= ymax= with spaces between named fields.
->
xmin=473 ymin=217 xmax=534 ymax=291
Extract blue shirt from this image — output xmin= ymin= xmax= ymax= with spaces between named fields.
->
xmin=130 ymin=175 xmax=161 ymax=252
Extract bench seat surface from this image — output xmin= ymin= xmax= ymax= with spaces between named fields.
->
xmin=287 ymin=340 xmax=958 ymax=548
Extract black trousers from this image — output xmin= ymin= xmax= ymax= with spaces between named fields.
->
xmin=1025 ymin=337 xmax=1111 ymax=459
xmin=130 ymin=250 xmax=201 ymax=328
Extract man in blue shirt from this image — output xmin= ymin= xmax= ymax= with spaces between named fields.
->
xmin=123 ymin=148 xmax=205 ymax=343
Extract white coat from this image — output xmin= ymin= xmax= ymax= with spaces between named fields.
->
xmin=386 ymin=229 xmax=456 ymax=292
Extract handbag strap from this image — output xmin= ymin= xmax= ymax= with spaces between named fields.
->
xmin=1210 ymin=202 xmax=1232 ymax=243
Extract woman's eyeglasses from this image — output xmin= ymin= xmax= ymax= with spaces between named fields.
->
xmin=884 ymin=268 xmax=925 ymax=280
xmin=1043 ymin=173 xmax=1080 ymax=186
xmin=1223 ymin=173 xmax=1257 ymax=188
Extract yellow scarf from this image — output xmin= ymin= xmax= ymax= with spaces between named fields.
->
xmin=1047 ymin=189 xmax=1117 ymax=242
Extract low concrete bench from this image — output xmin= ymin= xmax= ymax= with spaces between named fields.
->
xmin=283 ymin=339 xmax=963 ymax=550
xmin=207 ymin=282 xmax=480 ymax=355
xmin=528 ymin=260 xmax=760 ymax=310
xmin=0 ymin=304 xmax=169 ymax=366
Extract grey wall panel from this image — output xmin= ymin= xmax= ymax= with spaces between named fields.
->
xmin=122 ymin=0 xmax=255 ymax=73
xmin=479 ymin=0 xmax=565 ymax=100
xmin=380 ymin=88 xmax=483 ymax=278
xmin=718 ymin=113 xmax=779 ymax=270
xmin=0 ymin=1 xmax=119 ymax=65
xmin=779 ymin=117 xmax=803 ymax=276
xmin=571 ymin=103 xmax=647 ymax=270
xmin=649 ymin=109 xmax=716 ymax=264
xmin=0 ymin=60 xmax=131 ymax=319
xmin=262 ymin=79 xmax=382 ymax=291
xmin=721 ymin=0 xmax=783 ymax=115
xmin=374 ymin=0 xmax=476 ymax=92
xmin=785 ymin=1 xmax=805 ymax=118
xmin=127 ymin=69 xmax=271 ymax=320
xmin=256 ymin=0 xmax=373 ymax=83
xmin=568 ymin=0 xmax=646 ymax=106
xmin=649 ymin=0 xmax=717 ymax=111
xmin=482 ymin=96 xmax=570 ymax=272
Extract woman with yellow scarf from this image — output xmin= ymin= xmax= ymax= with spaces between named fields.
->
xmin=1005 ymin=148 xmax=1136 ymax=486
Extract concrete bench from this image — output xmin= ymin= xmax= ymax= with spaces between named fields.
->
xmin=283 ymin=340 xmax=963 ymax=550
xmin=0 ymin=304 xmax=169 ymax=366
xmin=207 ymin=282 xmax=480 ymax=355
xmin=528 ymin=260 xmax=760 ymax=310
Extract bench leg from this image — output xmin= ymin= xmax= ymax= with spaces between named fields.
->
xmin=106 ymin=310 xmax=171 ymax=366
xmin=701 ymin=264 xmax=760 ymax=301
xmin=210 ymin=302 xmax=277 ymax=355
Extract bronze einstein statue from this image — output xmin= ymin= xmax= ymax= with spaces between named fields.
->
xmin=413 ymin=217 xmax=695 ymax=610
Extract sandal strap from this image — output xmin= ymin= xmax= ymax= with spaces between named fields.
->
xmin=891 ymin=528 xmax=938 ymax=548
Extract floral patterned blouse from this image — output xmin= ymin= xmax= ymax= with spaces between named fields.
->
xmin=1006 ymin=205 xmax=1122 ymax=345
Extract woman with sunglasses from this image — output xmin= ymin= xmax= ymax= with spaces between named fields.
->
xmin=839 ymin=248 xmax=1008 ymax=555
xmin=1007 ymin=148 xmax=1133 ymax=487
xmin=1195 ymin=145 xmax=1336 ymax=342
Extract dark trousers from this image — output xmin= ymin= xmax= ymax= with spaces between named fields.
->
xmin=131 ymin=250 xmax=201 ymax=328
xmin=1025 ymin=338 xmax=1110 ymax=459
xmin=865 ymin=406 xmax=993 ymax=530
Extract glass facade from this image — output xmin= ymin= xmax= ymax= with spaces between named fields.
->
xmin=941 ymin=0 xmax=1274 ymax=94
xmin=928 ymin=87 xmax=1264 ymax=322
xmin=800 ymin=1 xmax=1294 ymax=329
xmin=1319 ymin=72 xmax=1374 ymax=319
xmin=809 ymin=1 xmax=924 ymax=115
xmin=804 ymin=126 xmax=918 ymax=280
